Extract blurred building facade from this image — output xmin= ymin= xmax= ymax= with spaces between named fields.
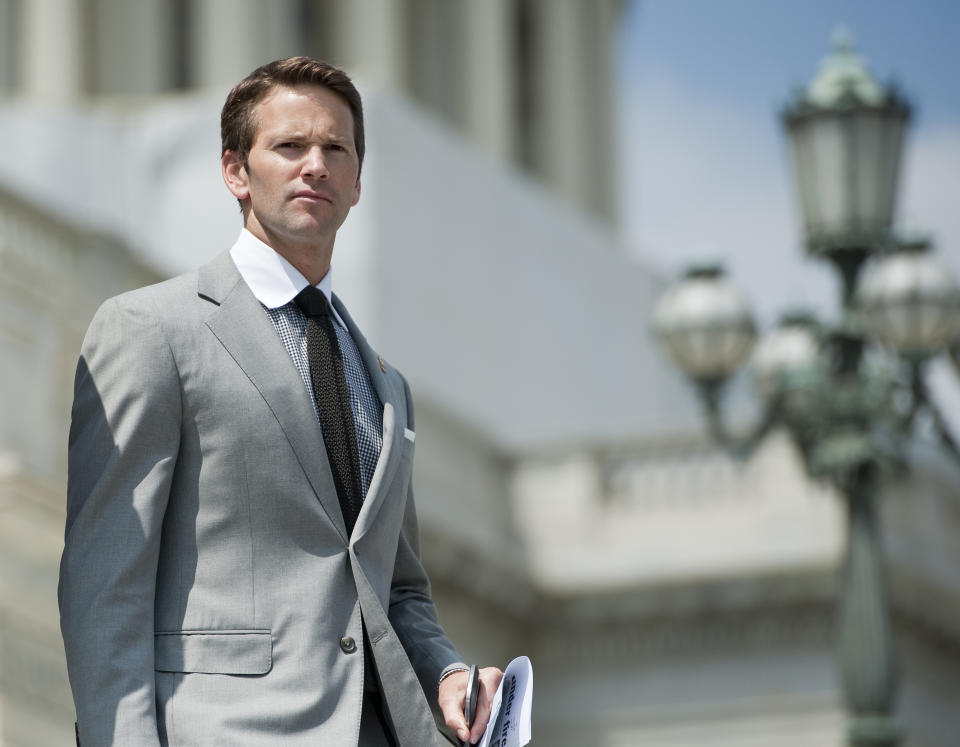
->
xmin=0 ymin=0 xmax=619 ymax=225
xmin=1 ymin=2 xmax=959 ymax=746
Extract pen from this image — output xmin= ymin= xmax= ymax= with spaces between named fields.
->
xmin=462 ymin=664 xmax=479 ymax=746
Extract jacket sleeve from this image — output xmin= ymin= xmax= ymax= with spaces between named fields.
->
xmin=387 ymin=376 xmax=462 ymax=700
xmin=58 ymin=296 xmax=182 ymax=746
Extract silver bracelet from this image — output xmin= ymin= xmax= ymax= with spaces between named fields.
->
xmin=437 ymin=665 xmax=470 ymax=690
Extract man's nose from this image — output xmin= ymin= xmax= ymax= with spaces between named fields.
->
xmin=301 ymin=146 xmax=329 ymax=179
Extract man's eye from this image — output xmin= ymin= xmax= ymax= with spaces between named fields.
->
xmin=278 ymin=142 xmax=300 ymax=149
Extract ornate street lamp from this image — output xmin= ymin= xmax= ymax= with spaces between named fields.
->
xmin=653 ymin=31 xmax=960 ymax=747
xmin=782 ymin=27 xmax=911 ymax=303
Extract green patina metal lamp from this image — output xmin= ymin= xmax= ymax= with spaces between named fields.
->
xmin=653 ymin=30 xmax=960 ymax=747
xmin=782 ymin=27 xmax=911 ymax=303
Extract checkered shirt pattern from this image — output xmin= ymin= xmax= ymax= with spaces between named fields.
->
xmin=263 ymin=301 xmax=384 ymax=497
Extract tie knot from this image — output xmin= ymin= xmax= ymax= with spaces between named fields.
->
xmin=294 ymin=285 xmax=332 ymax=319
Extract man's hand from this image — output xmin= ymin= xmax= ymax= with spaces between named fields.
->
xmin=438 ymin=666 xmax=504 ymax=744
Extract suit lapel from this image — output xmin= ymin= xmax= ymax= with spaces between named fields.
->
xmin=332 ymin=295 xmax=406 ymax=542
xmin=332 ymin=294 xmax=399 ymax=423
xmin=199 ymin=253 xmax=349 ymax=542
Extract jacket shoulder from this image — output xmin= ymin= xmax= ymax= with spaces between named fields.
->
xmin=79 ymin=266 xmax=219 ymax=358
xmin=104 ymin=269 xmax=200 ymax=318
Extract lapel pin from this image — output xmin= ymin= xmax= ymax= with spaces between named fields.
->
xmin=377 ymin=355 xmax=387 ymax=373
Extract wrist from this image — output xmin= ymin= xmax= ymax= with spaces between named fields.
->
xmin=437 ymin=662 xmax=470 ymax=690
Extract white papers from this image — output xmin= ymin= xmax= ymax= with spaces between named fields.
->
xmin=478 ymin=656 xmax=533 ymax=747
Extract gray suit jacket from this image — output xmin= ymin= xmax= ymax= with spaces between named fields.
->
xmin=59 ymin=252 xmax=460 ymax=746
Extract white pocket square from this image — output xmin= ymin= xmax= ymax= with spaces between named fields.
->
xmin=403 ymin=428 xmax=416 ymax=443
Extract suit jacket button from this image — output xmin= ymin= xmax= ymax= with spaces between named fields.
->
xmin=340 ymin=636 xmax=357 ymax=654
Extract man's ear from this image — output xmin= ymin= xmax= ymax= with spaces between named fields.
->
xmin=351 ymin=177 xmax=361 ymax=207
xmin=222 ymin=150 xmax=250 ymax=201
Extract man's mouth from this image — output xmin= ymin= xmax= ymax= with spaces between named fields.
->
xmin=292 ymin=190 xmax=332 ymax=203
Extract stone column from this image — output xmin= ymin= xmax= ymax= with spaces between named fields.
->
xmin=20 ymin=0 xmax=84 ymax=101
xmin=405 ymin=0 xmax=461 ymax=121
xmin=0 ymin=0 xmax=17 ymax=93
xmin=337 ymin=0 xmax=407 ymax=91
xmin=191 ymin=0 xmax=301 ymax=89
xmin=581 ymin=0 xmax=619 ymax=224
xmin=462 ymin=0 xmax=516 ymax=164
xmin=526 ymin=0 xmax=586 ymax=211
xmin=88 ymin=0 xmax=174 ymax=95
xmin=526 ymin=0 xmax=620 ymax=224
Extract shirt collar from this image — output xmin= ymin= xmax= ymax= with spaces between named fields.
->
xmin=229 ymin=228 xmax=346 ymax=328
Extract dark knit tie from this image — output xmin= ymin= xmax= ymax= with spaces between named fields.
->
xmin=294 ymin=286 xmax=363 ymax=536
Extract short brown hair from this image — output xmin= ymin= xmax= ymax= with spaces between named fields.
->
xmin=221 ymin=56 xmax=364 ymax=171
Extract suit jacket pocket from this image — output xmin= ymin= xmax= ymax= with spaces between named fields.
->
xmin=154 ymin=629 xmax=273 ymax=675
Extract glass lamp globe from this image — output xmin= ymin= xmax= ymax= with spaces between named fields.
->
xmin=857 ymin=238 xmax=960 ymax=358
xmin=782 ymin=29 xmax=911 ymax=256
xmin=750 ymin=312 xmax=823 ymax=399
xmin=653 ymin=264 xmax=756 ymax=382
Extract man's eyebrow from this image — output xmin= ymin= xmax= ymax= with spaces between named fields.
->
xmin=265 ymin=130 xmax=351 ymax=144
xmin=265 ymin=129 xmax=307 ymax=141
xmin=322 ymin=133 xmax=351 ymax=144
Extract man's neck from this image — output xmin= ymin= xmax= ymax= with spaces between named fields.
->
xmin=249 ymin=226 xmax=334 ymax=286
xmin=275 ymin=246 xmax=332 ymax=287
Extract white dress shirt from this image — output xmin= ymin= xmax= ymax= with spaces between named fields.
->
xmin=229 ymin=227 xmax=347 ymax=328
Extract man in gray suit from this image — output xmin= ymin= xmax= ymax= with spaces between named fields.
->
xmin=59 ymin=57 xmax=502 ymax=746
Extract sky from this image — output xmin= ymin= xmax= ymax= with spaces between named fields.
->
xmin=616 ymin=0 xmax=960 ymax=325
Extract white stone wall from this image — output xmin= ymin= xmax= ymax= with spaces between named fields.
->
xmin=511 ymin=432 xmax=843 ymax=592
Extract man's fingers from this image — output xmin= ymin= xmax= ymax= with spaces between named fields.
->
xmin=443 ymin=708 xmax=469 ymax=743
xmin=438 ymin=671 xmax=470 ymax=742
xmin=468 ymin=667 xmax=504 ymax=743
xmin=440 ymin=700 xmax=469 ymax=742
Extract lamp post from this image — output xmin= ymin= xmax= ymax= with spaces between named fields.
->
xmin=653 ymin=31 xmax=960 ymax=747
